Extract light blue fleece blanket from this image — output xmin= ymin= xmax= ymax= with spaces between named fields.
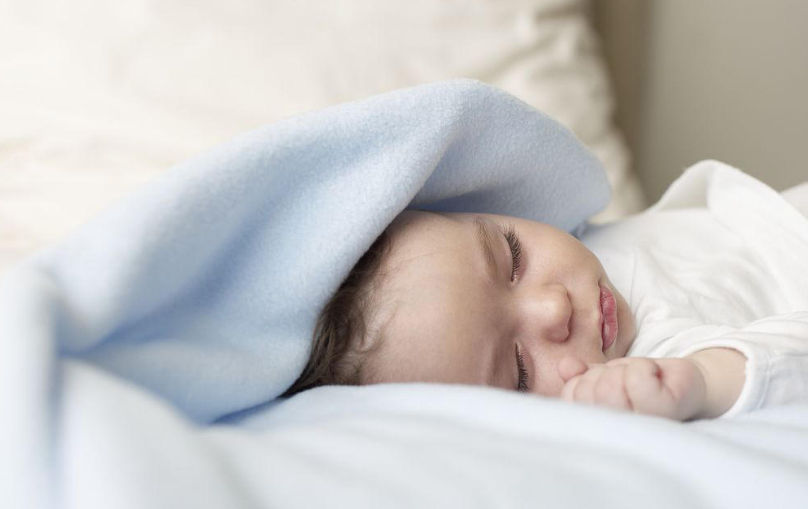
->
xmin=0 ymin=79 xmax=608 ymax=427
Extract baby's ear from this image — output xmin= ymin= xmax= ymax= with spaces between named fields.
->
xmin=557 ymin=356 xmax=588 ymax=383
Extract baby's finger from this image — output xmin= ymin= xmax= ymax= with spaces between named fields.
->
xmin=593 ymin=364 xmax=631 ymax=411
xmin=560 ymin=372 xmax=582 ymax=402
xmin=571 ymin=365 xmax=607 ymax=404
xmin=604 ymin=357 xmax=638 ymax=368
xmin=623 ymin=358 xmax=666 ymax=415
xmin=560 ymin=360 xmax=602 ymax=402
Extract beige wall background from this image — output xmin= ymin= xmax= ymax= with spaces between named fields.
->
xmin=596 ymin=0 xmax=808 ymax=202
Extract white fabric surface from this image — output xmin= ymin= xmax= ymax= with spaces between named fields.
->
xmin=583 ymin=160 xmax=808 ymax=417
xmin=56 ymin=375 xmax=808 ymax=509
xmin=0 ymin=0 xmax=644 ymax=276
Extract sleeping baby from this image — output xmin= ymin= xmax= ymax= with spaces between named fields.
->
xmin=284 ymin=160 xmax=808 ymax=421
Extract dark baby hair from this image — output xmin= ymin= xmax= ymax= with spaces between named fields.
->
xmin=282 ymin=231 xmax=392 ymax=397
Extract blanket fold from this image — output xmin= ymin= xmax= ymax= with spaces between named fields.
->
xmin=1 ymin=79 xmax=608 ymax=427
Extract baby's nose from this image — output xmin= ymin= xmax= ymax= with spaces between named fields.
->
xmin=520 ymin=283 xmax=572 ymax=343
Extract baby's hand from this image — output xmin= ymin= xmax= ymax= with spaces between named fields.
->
xmin=557 ymin=356 xmax=707 ymax=421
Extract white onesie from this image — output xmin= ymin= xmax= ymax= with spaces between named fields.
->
xmin=581 ymin=160 xmax=808 ymax=417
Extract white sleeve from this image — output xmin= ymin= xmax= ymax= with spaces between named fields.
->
xmin=651 ymin=311 xmax=808 ymax=418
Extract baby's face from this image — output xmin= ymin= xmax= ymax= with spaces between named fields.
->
xmin=365 ymin=210 xmax=635 ymax=397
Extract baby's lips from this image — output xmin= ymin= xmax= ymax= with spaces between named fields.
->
xmin=600 ymin=283 xmax=618 ymax=352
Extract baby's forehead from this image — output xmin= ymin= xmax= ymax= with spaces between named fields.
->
xmin=383 ymin=212 xmax=474 ymax=268
xmin=366 ymin=211 xmax=511 ymax=387
xmin=387 ymin=210 xmax=458 ymax=236
xmin=388 ymin=209 xmax=512 ymax=245
xmin=378 ymin=213 xmax=503 ymax=320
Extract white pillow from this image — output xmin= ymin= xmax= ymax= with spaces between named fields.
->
xmin=0 ymin=0 xmax=645 ymax=274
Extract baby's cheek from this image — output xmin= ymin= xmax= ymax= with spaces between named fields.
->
xmin=534 ymin=370 xmax=566 ymax=398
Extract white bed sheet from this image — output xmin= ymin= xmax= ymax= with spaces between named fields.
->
xmin=55 ymin=361 xmax=808 ymax=509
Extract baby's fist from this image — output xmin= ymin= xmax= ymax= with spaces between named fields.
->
xmin=558 ymin=356 xmax=707 ymax=421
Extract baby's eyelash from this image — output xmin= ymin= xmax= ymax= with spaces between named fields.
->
xmin=515 ymin=344 xmax=529 ymax=392
xmin=502 ymin=224 xmax=522 ymax=282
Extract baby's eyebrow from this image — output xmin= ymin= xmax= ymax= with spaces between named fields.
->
xmin=474 ymin=216 xmax=499 ymax=282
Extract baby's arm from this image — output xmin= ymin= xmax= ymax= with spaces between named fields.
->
xmin=686 ymin=348 xmax=746 ymax=419
xmin=558 ymin=348 xmax=745 ymax=421
xmin=560 ymin=312 xmax=808 ymax=420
